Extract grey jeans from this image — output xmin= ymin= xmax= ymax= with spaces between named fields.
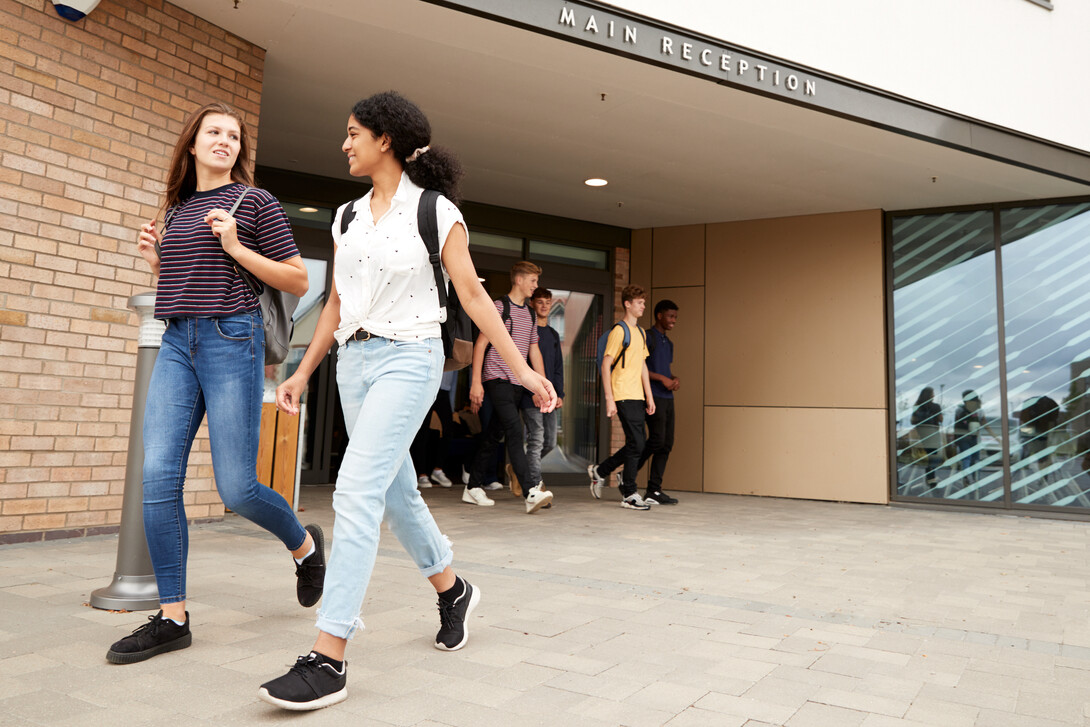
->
xmin=522 ymin=407 xmax=558 ymax=486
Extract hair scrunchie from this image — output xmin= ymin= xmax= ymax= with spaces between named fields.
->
xmin=406 ymin=145 xmax=430 ymax=163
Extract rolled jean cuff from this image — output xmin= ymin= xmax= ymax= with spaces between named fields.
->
xmin=418 ymin=546 xmax=454 ymax=579
xmin=315 ymin=612 xmax=365 ymax=640
xmin=158 ymin=594 xmax=186 ymax=605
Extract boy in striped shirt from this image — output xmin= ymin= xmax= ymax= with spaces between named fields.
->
xmin=465 ymin=261 xmax=554 ymax=513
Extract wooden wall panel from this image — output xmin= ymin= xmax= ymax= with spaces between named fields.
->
xmin=651 ymin=225 xmax=705 ymax=288
xmin=704 ymin=210 xmax=885 ymax=410
xmin=704 ymin=406 xmax=889 ymax=504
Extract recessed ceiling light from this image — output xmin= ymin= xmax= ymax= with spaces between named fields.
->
xmin=298 ymin=206 xmax=319 ymax=213
xmin=584 ymin=178 xmax=608 ymax=187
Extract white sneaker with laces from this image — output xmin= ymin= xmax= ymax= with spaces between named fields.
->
xmin=525 ymin=484 xmax=553 ymax=514
xmin=417 ymin=475 xmax=432 ymax=489
xmin=461 ymin=486 xmax=495 ymax=507
xmin=621 ymin=493 xmax=651 ymax=510
xmin=587 ymin=464 xmax=605 ymax=500
xmin=430 ymin=469 xmax=452 ymax=487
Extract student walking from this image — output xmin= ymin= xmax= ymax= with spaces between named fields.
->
xmin=588 ymin=285 xmax=656 ymax=510
xmin=521 ymin=287 xmax=564 ymax=490
xmin=464 ymin=262 xmax=555 ymax=513
xmin=258 ymin=92 xmax=556 ymax=711
xmin=108 ymin=102 xmax=322 ymax=665
xmin=640 ymin=299 xmax=680 ymax=504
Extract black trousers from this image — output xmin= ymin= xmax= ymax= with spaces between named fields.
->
xmin=468 ymin=379 xmax=532 ymax=497
xmin=639 ymin=396 xmax=674 ymax=492
xmin=597 ymin=399 xmax=646 ymax=497
xmin=410 ymin=389 xmax=454 ymax=476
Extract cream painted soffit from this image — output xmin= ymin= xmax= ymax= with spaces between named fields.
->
xmin=170 ymin=0 xmax=1090 ymax=228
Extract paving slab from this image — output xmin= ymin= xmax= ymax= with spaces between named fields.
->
xmin=2 ymin=486 xmax=1090 ymax=725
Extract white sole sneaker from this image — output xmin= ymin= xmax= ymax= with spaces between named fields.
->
xmin=461 ymin=487 xmax=495 ymax=506
xmin=258 ymin=685 xmax=348 ymax=711
xmin=525 ymin=490 xmax=553 ymax=513
xmin=588 ymin=464 xmax=604 ymax=499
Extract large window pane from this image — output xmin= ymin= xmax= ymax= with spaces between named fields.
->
xmin=891 ymin=211 xmax=1004 ymax=501
xmin=470 ymin=232 xmax=522 ymax=257
xmin=1001 ymin=203 xmax=1090 ymax=507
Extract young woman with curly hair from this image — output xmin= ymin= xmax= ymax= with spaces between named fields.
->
xmin=258 ymin=91 xmax=556 ymax=710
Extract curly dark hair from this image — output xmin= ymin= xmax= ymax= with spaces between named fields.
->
xmin=350 ymin=91 xmax=464 ymax=204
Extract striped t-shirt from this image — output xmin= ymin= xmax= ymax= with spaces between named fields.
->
xmin=155 ymin=183 xmax=299 ymax=319
xmin=482 ymin=296 xmax=538 ymax=386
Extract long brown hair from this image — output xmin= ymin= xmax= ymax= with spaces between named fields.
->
xmin=162 ymin=102 xmax=254 ymax=213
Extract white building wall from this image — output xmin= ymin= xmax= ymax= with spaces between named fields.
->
xmin=609 ymin=0 xmax=1090 ymax=153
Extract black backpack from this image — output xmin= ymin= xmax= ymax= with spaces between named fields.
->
xmin=340 ymin=190 xmax=472 ymax=371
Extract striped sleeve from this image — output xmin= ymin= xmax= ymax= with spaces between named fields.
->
xmin=247 ymin=189 xmax=299 ymax=262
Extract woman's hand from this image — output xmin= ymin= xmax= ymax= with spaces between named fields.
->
xmin=276 ymin=374 xmax=306 ymax=416
xmin=136 ymin=219 xmax=161 ymax=274
xmin=469 ymin=380 xmax=484 ymax=413
xmin=521 ymin=370 xmax=558 ymax=413
xmin=205 ymin=208 xmax=241 ymax=255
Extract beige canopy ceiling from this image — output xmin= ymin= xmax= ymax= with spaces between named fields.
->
xmin=173 ymin=0 xmax=1090 ymax=229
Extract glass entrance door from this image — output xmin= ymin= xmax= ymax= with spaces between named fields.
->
xmin=540 ymin=289 xmax=603 ymax=479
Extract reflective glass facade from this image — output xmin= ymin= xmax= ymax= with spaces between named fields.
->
xmin=890 ymin=200 xmax=1090 ymax=511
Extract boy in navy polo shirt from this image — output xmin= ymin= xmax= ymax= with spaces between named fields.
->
xmin=641 ymin=300 xmax=680 ymax=504
xmin=522 ymin=287 xmax=564 ymax=489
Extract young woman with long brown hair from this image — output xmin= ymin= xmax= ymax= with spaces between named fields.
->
xmin=106 ymin=102 xmax=325 ymax=665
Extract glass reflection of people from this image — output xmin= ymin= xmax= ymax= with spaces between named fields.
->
xmin=952 ymin=390 xmax=997 ymax=482
xmin=910 ymin=387 xmax=943 ymax=488
xmin=1019 ymin=395 xmax=1061 ymax=474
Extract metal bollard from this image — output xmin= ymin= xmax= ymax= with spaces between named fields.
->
xmin=90 ymin=292 xmax=162 ymax=611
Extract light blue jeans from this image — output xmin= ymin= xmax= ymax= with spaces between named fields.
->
xmin=142 ymin=313 xmax=307 ymax=604
xmin=316 ymin=336 xmax=451 ymax=639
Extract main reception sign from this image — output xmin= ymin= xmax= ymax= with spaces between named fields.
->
xmin=555 ymin=4 xmax=818 ymax=98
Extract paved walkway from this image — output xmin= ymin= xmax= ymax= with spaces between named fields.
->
xmin=2 ymin=485 xmax=1090 ymax=726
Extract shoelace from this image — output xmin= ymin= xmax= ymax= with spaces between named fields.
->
xmin=296 ymin=558 xmax=323 ymax=583
xmin=129 ymin=614 xmax=163 ymax=637
xmin=437 ymin=599 xmax=458 ymax=630
xmin=288 ymin=654 xmax=322 ymax=677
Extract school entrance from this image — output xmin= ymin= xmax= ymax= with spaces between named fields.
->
xmin=257 ymin=168 xmax=626 ymax=492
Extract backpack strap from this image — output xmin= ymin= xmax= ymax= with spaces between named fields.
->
xmin=153 ymin=205 xmax=178 ymax=260
xmin=417 ymin=190 xmax=445 ymax=311
xmin=610 ymin=321 xmax=632 ymax=372
xmin=340 ymin=198 xmax=358 ymax=237
xmin=221 ymin=189 xmax=262 ymax=297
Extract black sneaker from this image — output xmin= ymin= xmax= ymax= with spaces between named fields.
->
xmin=296 ymin=523 xmax=325 ymax=607
xmin=106 ymin=610 xmax=192 ymax=664
xmin=434 ymin=579 xmax=480 ymax=651
xmin=258 ymin=652 xmax=347 ymax=711
xmin=646 ymin=491 xmax=678 ymax=505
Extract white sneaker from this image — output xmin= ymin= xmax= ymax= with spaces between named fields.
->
xmin=525 ymin=485 xmax=553 ymax=514
xmin=537 ymin=481 xmax=552 ymax=509
xmin=417 ymin=475 xmax=432 ymax=489
xmin=482 ymin=481 xmax=503 ymax=491
xmin=462 ymin=486 xmax=494 ymax=507
xmin=430 ymin=469 xmax=452 ymax=487
xmin=461 ymin=467 xmax=470 ymax=485
xmin=587 ymin=464 xmax=605 ymax=500
xmin=621 ymin=493 xmax=650 ymax=510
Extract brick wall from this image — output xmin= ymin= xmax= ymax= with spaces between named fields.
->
xmin=0 ymin=0 xmax=264 ymax=541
